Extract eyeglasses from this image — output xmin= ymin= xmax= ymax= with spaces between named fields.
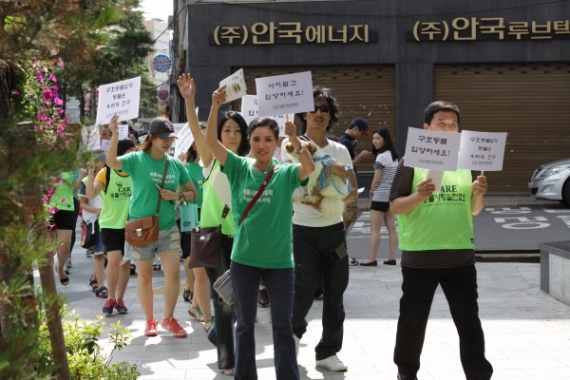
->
xmin=309 ymin=105 xmax=330 ymax=115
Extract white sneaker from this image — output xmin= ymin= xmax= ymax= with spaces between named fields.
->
xmin=293 ymin=334 xmax=300 ymax=357
xmin=316 ymin=355 xmax=347 ymax=371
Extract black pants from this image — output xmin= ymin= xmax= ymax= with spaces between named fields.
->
xmin=394 ymin=264 xmax=493 ymax=380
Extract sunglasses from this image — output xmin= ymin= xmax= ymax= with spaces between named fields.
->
xmin=309 ymin=105 xmax=330 ymax=114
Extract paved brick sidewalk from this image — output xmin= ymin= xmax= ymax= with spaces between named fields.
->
xmin=44 ymin=237 xmax=570 ymax=380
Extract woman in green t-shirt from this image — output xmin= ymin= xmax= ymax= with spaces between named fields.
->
xmin=178 ymin=74 xmax=250 ymax=375
xmin=106 ymin=115 xmax=198 ymax=339
xmin=205 ymin=86 xmax=314 ymax=380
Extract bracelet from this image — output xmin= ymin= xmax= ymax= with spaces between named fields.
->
xmin=294 ymin=144 xmax=306 ymax=155
xmin=178 ymin=192 xmax=184 ymax=201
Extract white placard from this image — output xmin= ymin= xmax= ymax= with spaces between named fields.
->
xmin=255 ymin=71 xmax=314 ymax=117
xmin=118 ymin=124 xmax=129 ymax=140
xmin=81 ymin=125 xmax=101 ymax=151
xmin=404 ymin=127 xmax=461 ymax=171
xmin=241 ymin=95 xmax=294 ymax=136
xmin=101 ymin=139 xmax=111 ymax=153
xmin=96 ymin=77 xmax=141 ymax=125
xmin=171 ymin=123 xmax=186 ymax=151
xmin=174 ymin=123 xmax=194 ymax=159
xmin=458 ymin=130 xmax=507 ymax=171
xmin=219 ymin=69 xmax=247 ymax=103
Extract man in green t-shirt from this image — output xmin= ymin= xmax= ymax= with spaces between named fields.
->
xmin=389 ymin=101 xmax=493 ymax=380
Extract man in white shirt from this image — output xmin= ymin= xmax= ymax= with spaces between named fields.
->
xmin=282 ymin=86 xmax=357 ymax=372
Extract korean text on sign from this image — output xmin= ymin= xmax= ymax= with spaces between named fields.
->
xmin=404 ymin=127 xmax=461 ymax=171
xmin=96 ymin=76 xmax=141 ymax=125
xmin=458 ymin=130 xmax=507 ymax=171
xmin=255 ymin=71 xmax=314 ymax=117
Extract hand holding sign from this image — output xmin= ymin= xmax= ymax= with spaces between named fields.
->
xmin=219 ymin=69 xmax=247 ymax=103
xmin=212 ymin=86 xmax=227 ymax=109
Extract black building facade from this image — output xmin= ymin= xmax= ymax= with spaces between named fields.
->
xmin=176 ymin=0 xmax=570 ymax=195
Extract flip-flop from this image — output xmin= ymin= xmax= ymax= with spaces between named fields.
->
xmin=59 ymin=277 xmax=70 ymax=286
xmin=222 ymin=368 xmax=234 ymax=376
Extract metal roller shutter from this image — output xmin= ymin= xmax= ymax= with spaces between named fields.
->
xmin=237 ymin=65 xmax=396 ymax=173
xmin=435 ymin=63 xmax=570 ymax=195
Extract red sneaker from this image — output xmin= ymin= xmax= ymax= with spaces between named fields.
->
xmin=144 ymin=319 xmax=158 ymax=337
xmin=160 ymin=317 xmax=187 ymax=338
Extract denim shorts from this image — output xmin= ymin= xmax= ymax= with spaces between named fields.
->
xmin=131 ymin=226 xmax=181 ymax=262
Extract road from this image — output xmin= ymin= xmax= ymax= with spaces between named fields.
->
xmin=346 ymin=203 xmax=570 ymax=261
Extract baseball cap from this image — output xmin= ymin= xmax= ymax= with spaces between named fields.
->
xmin=149 ymin=117 xmax=177 ymax=140
xmin=350 ymin=118 xmax=372 ymax=137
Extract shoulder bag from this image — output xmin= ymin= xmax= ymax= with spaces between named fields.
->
xmin=124 ymin=157 xmax=170 ymax=247
xmin=213 ymin=165 xmax=276 ymax=304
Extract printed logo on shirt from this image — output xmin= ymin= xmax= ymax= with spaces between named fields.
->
xmin=242 ymin=188 xmax=273 ymax=204
xmin=424 ymin=185 xmax=467 ymax=204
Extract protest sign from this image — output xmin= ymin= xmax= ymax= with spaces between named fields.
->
xmin=174 ymin=123 xmax=194 ymax=159
xmin=404 ymin=127 xmax=461 ymax=171
xmin=458 ymin=130 xmax=507 ymax=171
xmin=255 ymin=71 xmax=314 ymax=117
xmin=118 ymin=124 xmax=129 ymax=140
xmin=96 ymin=77 xmax=141 ymax=125
xmin=81 ymin=125 xmax=101 ymax=152
xmin=101 ymin=139 xmax=111 ymax=153
xmin=219 ymin=69 xmax=247 ymax=103
xmin=171 ymin=123 xmax=186 ymax=151
xmin=241 ymin=95 xmax=294 ymax=136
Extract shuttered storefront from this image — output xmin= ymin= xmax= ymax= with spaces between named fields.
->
xmin=435 ymin=63 xmax=570 ymax=195
xmin=237 ymin=65 xmax=396 ymax=173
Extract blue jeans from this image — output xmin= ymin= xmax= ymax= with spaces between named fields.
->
xmin=291 ymin=222 xmax=349 ymax=361
xmin=231 ymin=261 xmax=299 ymax=380
xmin=205 ymin=234 xmax=235 ymax=370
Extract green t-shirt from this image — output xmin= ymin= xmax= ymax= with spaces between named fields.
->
xmin=120 ymin=151 xmax=191 ymax=231
xmin=398 ymin=168 xmax=475 ymax=251
xmin=97 ymin=167 xmax=132 ymax=229
xmin=185 ymin=162 xmax=204 ymax=207
xmin=200 ymin=160 xmax=236 ymax=235
xmin=49 ymin=171 xmax=74 ymax=211
xmin=222 ymin=151 xmax=303 ymax=269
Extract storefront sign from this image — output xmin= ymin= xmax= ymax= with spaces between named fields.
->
xmin=211 ymin=22 xmax=377 ymax=45
xmin=458 ymin=131 xmax=507 ymax=171
xmin=96 ymin=77 xmax=141 ymax=125
xmin=408 ymin=17 xmax=570 ymax=42
xmin=255 ymin=71 xmax=314 ymax=117
xmin=153 ymin=54 xmax=172 ymax=72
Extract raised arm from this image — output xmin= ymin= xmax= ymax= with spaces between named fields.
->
xmin=204 ymin=86 xmax=229 ymax=166
xmin=176 ymin=73 xmax=213 ymax=167
xmin=105 ymin=115 xmax=122 ymax=170
xmin=284 ymin=121 xmax=314 ymax=180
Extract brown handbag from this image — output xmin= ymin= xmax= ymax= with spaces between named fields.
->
xmin=125 ymin=157 xmax=170 ymax=247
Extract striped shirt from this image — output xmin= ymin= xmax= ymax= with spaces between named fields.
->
xmin=389 ymin=159 xmax=480 ymax=269
xmin=371 ymin=151 xmax=399 ymax=202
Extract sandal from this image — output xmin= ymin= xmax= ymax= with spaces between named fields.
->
xmin=182 ymin=288 xmax=193 ymax=303
xmin=188 ymin=306 xmax=204 ymax=322
xmin=152 ymin=264 xmax=161 ymax=271
xmin=222 ymin=368 xmax=234 ymax=376
xmin=95 ymin=286 xmax=108 ymax=298
xmin=89 ymin=277 xmax=98 ymax=292
xmin=204 ymin=317 xmax=215 ymax=333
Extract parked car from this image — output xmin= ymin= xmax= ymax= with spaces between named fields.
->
xmin=529 ymin=158 xmax=570 ymax=207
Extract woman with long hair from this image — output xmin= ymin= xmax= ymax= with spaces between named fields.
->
xmin=205 ymin=86 xmax=314 ymax=380
xmin=106 ymin=115 xmax=198 ymax=338
xmin=360 ymin=127 xmax=399 ymax=266
xmin=177 ymin=74 xmax=250 ymax=376
xmin=86 ymin=139 xmax=136 ymax=315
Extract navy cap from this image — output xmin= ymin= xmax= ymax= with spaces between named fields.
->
xmin=149 ymin=117 xmax=177 ymax=140
xmin=350 ymin=118 xmax=371 ymax=137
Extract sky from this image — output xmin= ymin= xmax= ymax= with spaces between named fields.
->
xmin=138 ymin=0 xmax=173 ymax=23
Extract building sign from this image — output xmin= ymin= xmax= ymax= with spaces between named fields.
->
xmin=152 ymin=54 xmax=172 ymax=72
xmin=408 ymin=17 xmax=570 ymax=42
xmin=210 ymin=22 xmax=378 ymax=45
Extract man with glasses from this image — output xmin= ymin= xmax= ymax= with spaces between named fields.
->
xmin=282 ymin=86 xmax=358 ymax=372
xmin=338 ymin=118 xmax=373 ymax=265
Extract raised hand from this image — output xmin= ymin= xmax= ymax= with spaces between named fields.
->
xmin=177 ymin=73 xmax=196 ymax=99
xmin=212 ymin=85 xmax=226 ymax=108
xmin=472 ymin=175 xmax=488 ymax=197
xmin=109 ymin=115 xmax=119 ymax=137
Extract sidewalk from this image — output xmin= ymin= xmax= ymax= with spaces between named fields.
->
xmin=42 ymin=237 xmax=570 ymax=380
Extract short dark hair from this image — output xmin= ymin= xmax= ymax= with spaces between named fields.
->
xmin=248 ymin=117 xmax=279 ymax=141
xmin=117 ymin=138 xmax=135 ymax=157
xmin=371 ymin=128 xmax=399 ymax=162
xmin=424 ymin=101 xmax=460 ymax=125
xmin=295 ymin=86 xmax=340 ymax=134
xmin=218 ymin=111 xmax=250 ymax=157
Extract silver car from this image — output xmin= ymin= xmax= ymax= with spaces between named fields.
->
xmin=529 ymin=158 xmax=570 ymax=207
